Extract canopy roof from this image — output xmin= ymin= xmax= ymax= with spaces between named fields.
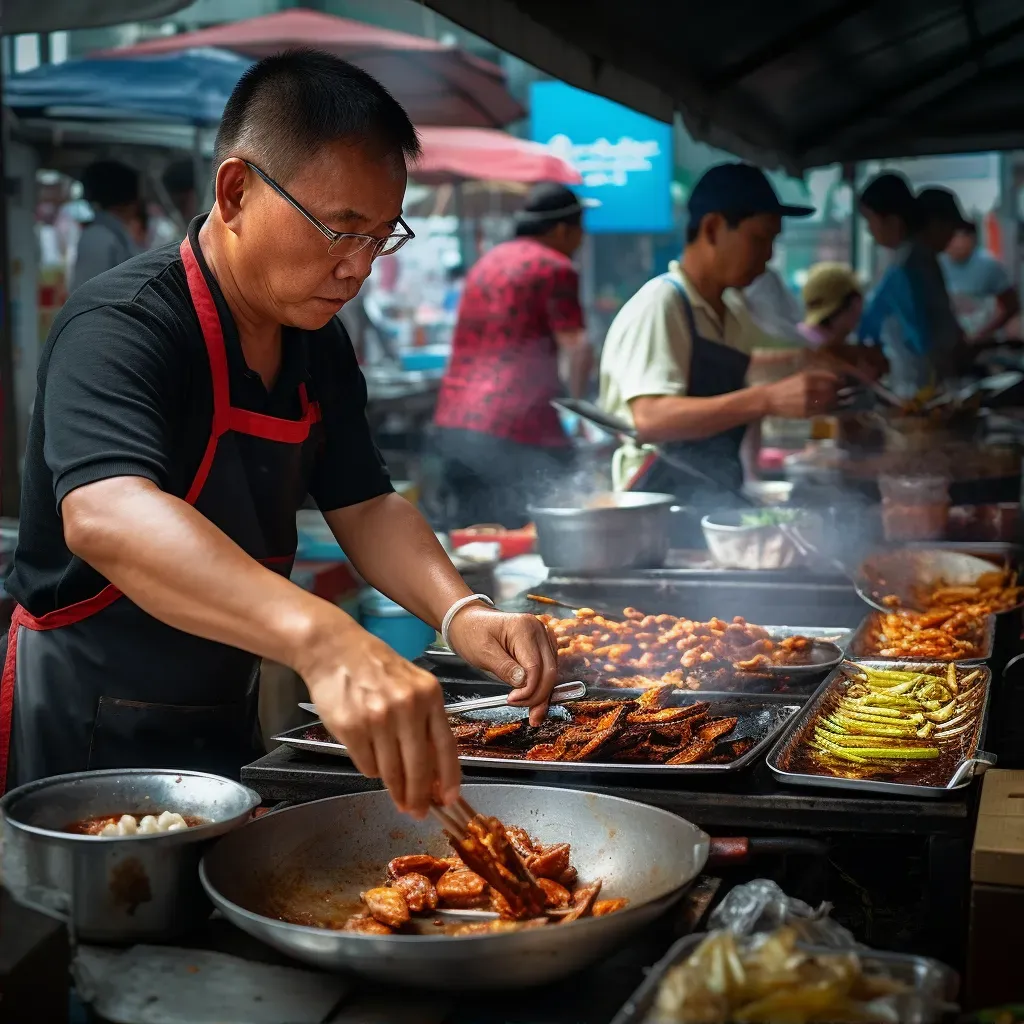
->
xmin=6 ymin=50 xmax=576 ymax=184
xmin=418 ymin=0 xmax=1024 ymax=171
xmin=97 ymin=7 xmax=524 ymax=129
xmin=4 ymin=0 xmax=190 ymax=34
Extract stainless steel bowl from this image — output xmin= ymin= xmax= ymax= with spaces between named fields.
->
xmin=528 ymin=491 xmax=675 ymax=572
xmin=0 ymin=769 xmax=260 ymax=943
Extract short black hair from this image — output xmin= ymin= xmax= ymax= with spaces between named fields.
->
xmin=515 ymin=209 xmax=582 ymax=238
xmin=214 ymin=48 xmax=420 ymax=182
xmin=859 ymin=172 xmax=921 ymax=229
xmin=957 ymin=221 xmax=979 ymax=237
xmin=685 ymin=209 xmax=756 ymax=245
xmin=162 ymin=159 xmax=195 ymax=197
xmin=81 ymin=160 xmax=140 ymax=209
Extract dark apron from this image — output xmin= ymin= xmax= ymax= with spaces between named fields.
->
xmin=627 ymin=274 xmax=751 ymax=501
xmin=0 ymin=237 xmax=324 ymax=791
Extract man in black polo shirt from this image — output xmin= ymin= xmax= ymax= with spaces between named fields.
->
xmin=1 ymin=50 xmax=557 ymax=818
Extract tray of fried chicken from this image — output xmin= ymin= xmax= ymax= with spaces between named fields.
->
xmin=279 ymin=685 xmax=803 ymax=774
xmin=848 ymin=607 xmax=994 ymax=663
xmin=539 ymin=608 xmax=832 ymax=690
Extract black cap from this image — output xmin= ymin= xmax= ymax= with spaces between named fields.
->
xmin=687 ymin=162 xmax=814 ymax=232
xmin=917 ymin=187 xmax=971 ymax=228
xmin=515 ymin=182 xmax=600 ymax=225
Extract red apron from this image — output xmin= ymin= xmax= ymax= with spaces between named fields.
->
xmin=0 ymin=237 xmax=323 ymax=791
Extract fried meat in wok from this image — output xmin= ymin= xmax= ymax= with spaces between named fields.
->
xmin=330 ymin=824 xmax=626 ymax=936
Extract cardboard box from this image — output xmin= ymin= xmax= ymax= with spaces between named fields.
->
xmin=968 ymin=771 xmax=1024 ymax=1008
xmin=972 ymin=770 xmax=1024 ymax=886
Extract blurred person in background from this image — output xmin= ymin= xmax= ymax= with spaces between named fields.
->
xmin=941 ymin=219 xmax=1020 ymax=345
xmin=148 ymin=159 xmax=202 ymax=248
xmin=70 ymin=160 xmax=144 ymax=292
xmin=599 ymin=163 xmax=837 ymax=518
xmin=798 ymin=262 xmax=886 ymax=379
xmin=163 ymin=159 xmax=201 ymax=227
xmin=432 ymin=183 xmax=594 ymax=529
xmin=857 ymin=173 xmax=962 ymax=397
xmin=441 ymin=261 xmax=467 ymax=318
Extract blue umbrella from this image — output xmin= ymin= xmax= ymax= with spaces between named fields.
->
xmin=3 ymin=48 xmax=251 ymax=127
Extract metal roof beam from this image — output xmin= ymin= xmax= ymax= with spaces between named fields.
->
xmin=708 ymin=0 xmax=875 ymax=90
xmin=796 ymin=10 xmax=1024 ymax=151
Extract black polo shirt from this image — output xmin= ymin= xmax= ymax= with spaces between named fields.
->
xmin=7 ymin=217 xmax=391 ymax=616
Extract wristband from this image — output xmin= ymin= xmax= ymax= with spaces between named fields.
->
xmin=441 ymin=594 xmax=495 ymax=650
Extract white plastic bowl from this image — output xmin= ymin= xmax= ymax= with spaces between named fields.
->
xmin=701 ymin=509 xmax=824 ymax=570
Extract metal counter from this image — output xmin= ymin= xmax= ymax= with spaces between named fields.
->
xmin=242 ymin=744 xmax=971 ymax=837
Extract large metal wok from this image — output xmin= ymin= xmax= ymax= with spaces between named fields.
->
xmin=200 ymin=784 xmax=708 ymax=989
xmin=855 ymin=548 xmax=1023 ymax=614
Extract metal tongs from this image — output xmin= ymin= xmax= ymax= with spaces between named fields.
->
xmin=429 ymin=796 xmax=570 ymax=921
xmin=298 ymin=680 xmax=588 ymax=718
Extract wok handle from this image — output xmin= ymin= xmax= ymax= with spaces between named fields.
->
xmin=707 ymin=836 xmax=828 ymax=865
xmin=707 ymin=837 xmax=749 ymax=864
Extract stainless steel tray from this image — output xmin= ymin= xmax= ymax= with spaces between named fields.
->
xmin=766 ymin=660 xmax=996 ymax=798
xmin=273 ymin=692 xmax=802 ymax=776
xmin=847 ymin=611 xmax=995 ymax=665
xmin=610 ymin=932 xmax=959 ymax=1024
xmin=422 ymin=625 xmax=854 ymax=666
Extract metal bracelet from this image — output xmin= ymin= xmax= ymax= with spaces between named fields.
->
xmin=441 ymin=594 xmax=495 ymax=651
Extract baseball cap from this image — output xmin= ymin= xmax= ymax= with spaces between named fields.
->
xmin=802 ymin=262 xmax=862 ymax=327
xmin=917 ymin=187 xmax=971 ymax=228
xmin=514 ymin=182 xmax=601 ymax=225
xmin=687 ymin=162 xmax=814 ymax=233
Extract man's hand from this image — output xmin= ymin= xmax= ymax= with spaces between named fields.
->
xmin=764 ymin=370 xmax=839 ymax=419
xmin=298 ymin=623 xmax=460 ymax=820
xmin=447 ymin=606 xmax=558 ymax=726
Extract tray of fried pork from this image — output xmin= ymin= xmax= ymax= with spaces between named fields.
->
xmin=425 ymin=606 xmax=851 ymax=693
xmin=275 ymin=685 xmax=803 ymax=775
xmin=767 ymin=660 xmax=995 ymax=797
xmin=847 ymin=608 xmax=994 ymax=664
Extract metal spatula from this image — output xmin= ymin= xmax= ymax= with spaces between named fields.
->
xmin=298 ymin=680 xmax=587 ymax=718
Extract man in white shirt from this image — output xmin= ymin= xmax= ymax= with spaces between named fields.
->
xmin=599 ymin=162 xmax=837 ymax=507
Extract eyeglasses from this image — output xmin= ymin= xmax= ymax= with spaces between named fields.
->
xmin=244 ymin=160 xmax=415 ymax=260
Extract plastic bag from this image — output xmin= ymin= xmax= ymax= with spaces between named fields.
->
xmin=707 ymin=879 xmax=864 ymax=949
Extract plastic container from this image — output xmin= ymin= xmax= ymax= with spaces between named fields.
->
xmin=295 ymin=509 xmax=346 ymax=561
xmin=399 ymin=345 xmax=449 ymax=373
xmin=358 ymin=589 xmax=436 ymax=661
xmin=879 ymin=474 xmax=950 ymax=542
xmin=449 ymin=524 xmax=536 ymax=560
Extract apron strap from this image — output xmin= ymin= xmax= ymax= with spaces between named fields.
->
xmin=659 ymin=273 xmax=701 ymax=343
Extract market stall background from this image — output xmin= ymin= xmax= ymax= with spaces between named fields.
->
xmin=415 ymin=0 xmax=1024 ymax=170
xmin=4 ymin=1 xmax=1024 ymax=1020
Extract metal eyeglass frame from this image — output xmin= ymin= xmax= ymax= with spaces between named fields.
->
xmin=243 ymin=160 xmax=415 ymax=259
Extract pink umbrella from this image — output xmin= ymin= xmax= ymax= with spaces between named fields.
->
xmin=96 ymin=7 xmax=524 ymax=129
xmin=413 ymin=127 xmax=582 ymax=185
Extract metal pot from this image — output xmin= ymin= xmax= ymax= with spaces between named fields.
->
xmin=201 ymin=784 xmax=709 ymax=989
xmin=0 ymin=769 xmax=260 ymax=943
xmin=528 ymin=491 xmax=675 ymax=572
